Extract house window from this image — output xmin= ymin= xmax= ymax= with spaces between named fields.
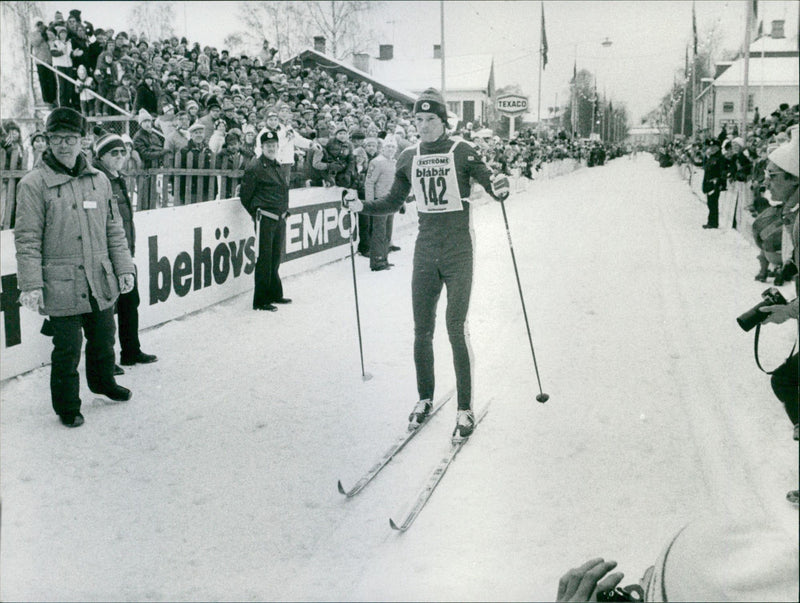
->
xmin=722 ymin=101 xmax=734 ymax=113
xmin=447 ymin=101 xmax=461 ymax=117
xmin=747 ymin=94 xmax=754 ymax=111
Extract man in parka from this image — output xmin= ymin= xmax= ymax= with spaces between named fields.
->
xmin=15 ymin=108 xmax=135 ymax=428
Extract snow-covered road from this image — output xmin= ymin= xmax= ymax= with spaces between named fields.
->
xmin=1 ymin=155 xmax=797 ymax=601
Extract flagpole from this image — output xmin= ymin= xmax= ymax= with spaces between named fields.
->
xmin=537 ymin=1 xmax=544 ymax=136
xmin=691 ymin=0 xmax=697 ymax=138
xmin=681 ymin=46 xmax=687 ymax=137
xmin=740 ymin=0 xmax=752 ymax=141
xmin=571 ymin=46 xmax=578 ymax=137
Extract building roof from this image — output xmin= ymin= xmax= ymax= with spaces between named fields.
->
xmin=749 ymin=32 xmax=799 ymax=56
xmin=282 ymin=48 xmax=418 ymax=105
xmin=369 ymin=54 xmax=494 ymax=94
xmin=714 ymin=56 xmax=799 ymax=87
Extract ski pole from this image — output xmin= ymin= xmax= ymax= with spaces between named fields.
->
xmin=499 ymin=198 xmax=549 ymax=403
xmin=344 ymin=190 xmax=372 ymax=381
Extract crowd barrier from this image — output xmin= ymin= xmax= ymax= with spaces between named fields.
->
xmin=677 ymin=164 xmax=756 ymax=245
xmin=1 ymin=156 xmax=580 ymax=380
xmin=0 ymin=186 xmax=420 ymax=380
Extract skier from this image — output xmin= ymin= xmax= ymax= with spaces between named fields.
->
xmin=343 ymin=88 xmax=509 ymax=440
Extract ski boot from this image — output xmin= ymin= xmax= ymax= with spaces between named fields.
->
xmin=452 ymin=409 xmax=476 ymax=442
xmin=408 ymin=399 xmax=433 ymax=431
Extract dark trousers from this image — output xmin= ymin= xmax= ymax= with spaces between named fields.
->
xmin=48 ymin=296 xmax=117 ymax=417
xmin=771 ymin=352 xmax=799 ymax=425
xmin=370 ymin=214 xmax=394 ymax=269
xmin=37 ymin=63 xmax=58 ymax=104
xmin=253 ymin=214 xmax=284 ymax=307
xmin=706 ymin=191 xmax=719 ymax=227
xmin=117 ymin=273 xmax=141 ymax=361
xmin=412 ymin=238 xmax=474 ymax=410
xmin=55 ymin=66 xmax=76 ymax=108
xmin=357 ymin=213 xmax=372 ymax=255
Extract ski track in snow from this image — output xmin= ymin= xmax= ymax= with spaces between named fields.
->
xmin=1 ymin=156 xmax=797 ymax=601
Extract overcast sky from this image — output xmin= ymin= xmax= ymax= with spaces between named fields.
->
xmin=36 ymin=1 xmax=799 ymax=122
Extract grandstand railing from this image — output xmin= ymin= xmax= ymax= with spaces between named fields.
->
xmin=31 ymin=55 xmax=133 ymax=118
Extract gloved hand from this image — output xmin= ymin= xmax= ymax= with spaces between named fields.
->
xmin=491 ymin=173 xmax=510 ymax=201
xmin=19 ymin=289 xmax=44 ymax=313
xmin=341 ymin=189 xmax=363 ymax=213
xmin=119 ymin=273 xmax=135 ymax=294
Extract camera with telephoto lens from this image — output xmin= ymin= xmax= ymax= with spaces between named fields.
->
xmin=736 ymin=287 xmax=788 ymax=332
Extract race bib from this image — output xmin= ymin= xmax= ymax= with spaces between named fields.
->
xmin=411 ymin=150 xmax=463 ymax=213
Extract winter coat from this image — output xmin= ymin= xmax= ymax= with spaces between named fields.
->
xmin=133 ymin=128 xmax=168 ymax=169
xmin=702 ymin=151 xmax=726 ymax=194
xmin=50 ymin=39 xmax=73 ymax=69
xmin=94 ymin=159 xmax=135 ymax=256
xmin=14 ymin=152 xmax=134 ymax=316
xmin=134 ymin=82 xmax=159 ymax=115
xmin=31 ymin=29 xmax=52 ymax=64
xmin=240 ymin=154 xmax=288 ymax=218
xmin=324 ymin=138 xmax=356 ymax=188
xmin=364 ymin=155 xmax=396 ymax=203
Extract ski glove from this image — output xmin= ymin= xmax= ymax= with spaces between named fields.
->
xmin=491 ymin=173 xmax=510 ymax=201
xmin=341 ymin=189 xmax=363 ymax=213
xmin=19 ymin=289 xmax=44 ymax=313
xmin=119 ymin=273 xmax=135 ymax=294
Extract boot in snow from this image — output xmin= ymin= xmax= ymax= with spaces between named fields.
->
xmin=452 ymin=409 xmax=476 ymax=441
xmin=408 ymin=399 xmax=432 ymax=431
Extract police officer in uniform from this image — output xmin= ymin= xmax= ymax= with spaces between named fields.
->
xmin=240 ymin=130 xmax=292 ymax=311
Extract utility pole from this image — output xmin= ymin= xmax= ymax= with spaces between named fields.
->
xmin=440 ymin=0 xmax=446 ymax=95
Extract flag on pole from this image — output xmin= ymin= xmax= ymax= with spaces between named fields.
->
xmin=541 ymin=3 xmax=548 ymax=69
xmin=692 ymin=0 xmax=698 ymax=56
xmin=684 ymin=44 xmax=688 ymax=77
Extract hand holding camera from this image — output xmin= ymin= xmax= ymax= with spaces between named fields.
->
xmin=736 ymin=287 xmax=789 ymax=331
xmin=760 ymin=297 xmax=799 ymax=325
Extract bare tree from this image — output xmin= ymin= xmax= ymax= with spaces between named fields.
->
xmin=229 ymin=1 xmax=305 ymax=61
xmin=127 ymin=1 xmax=177 ymax=41
xmin=299 ymin=1 xmax=378 ymax=60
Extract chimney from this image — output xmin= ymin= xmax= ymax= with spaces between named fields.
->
xmin=353 ymin=52 xmax=370 ymax=73
xmin=379 ymin=44 xmax=394 ymax=60
xmin=433 ymin=44 xmax=442 ymax=59
xmin=770 ymin=20 xmax=785 ymax=39
xmin=313 ymin=36 xmax=326 ymax=54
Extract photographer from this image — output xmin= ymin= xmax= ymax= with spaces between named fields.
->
xmin=757 ymin=133 xmax=799 ymax=494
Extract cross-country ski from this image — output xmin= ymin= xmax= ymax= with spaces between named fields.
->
xmin=337 ymin=389 xmax=454 ymax=497
xmin=389 ymin=404 xmax=491 ymax=532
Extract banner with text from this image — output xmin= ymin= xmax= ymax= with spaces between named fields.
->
xmin=1 ymin=187 xmax=358 ymax=380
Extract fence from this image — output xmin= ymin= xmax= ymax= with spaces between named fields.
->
xmin=127 ymin=150 xmax=245 ymax=211
xmin=1 ymin=148 xmax=28 ymax=229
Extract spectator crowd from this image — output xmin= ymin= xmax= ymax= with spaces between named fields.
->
xmin=654 ymin=102 xmax=799 ymax=285
xmin=2 ymin=6 xmax=619 ymax=210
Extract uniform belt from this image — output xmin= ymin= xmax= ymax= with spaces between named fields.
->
xmin=256 ymin=208 xmax=289 ymax=221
